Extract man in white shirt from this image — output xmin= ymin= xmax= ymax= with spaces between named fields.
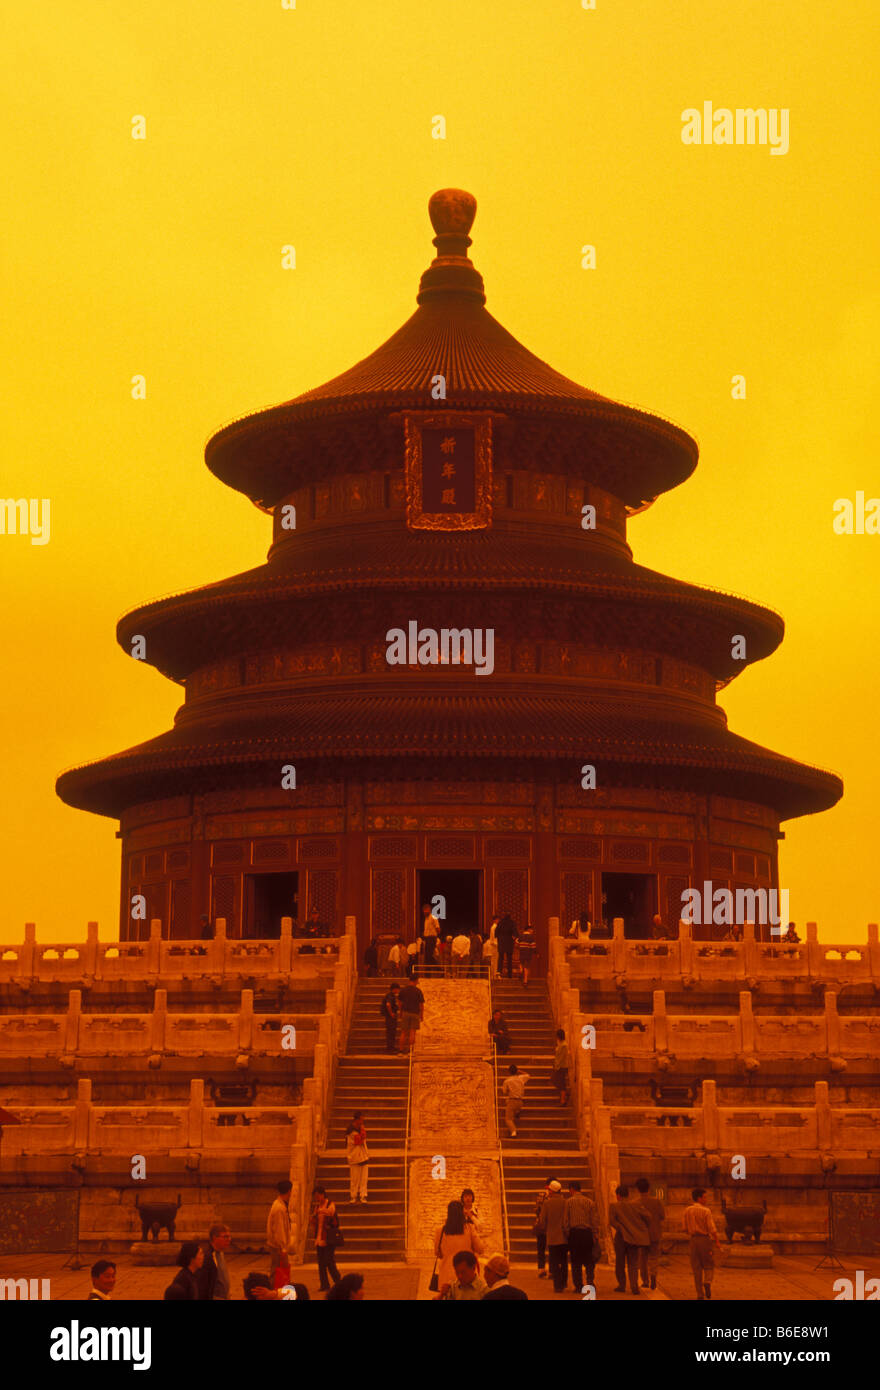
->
xmin=501 ymin=1064 xmax=530 ymax=1137
xmin=683 ymin=1187 xmax=721 ymax=1300
xmin=386 ymin=938 xmax=404 ymax=976
xmin=451 ymin=931 xmax=471 ymax=976
xmin=421 ymin=903 xmax=440 ymax=968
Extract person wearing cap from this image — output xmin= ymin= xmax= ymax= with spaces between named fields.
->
xmin=481 ymin=1254 xmax=528 ymax=1301
xmin=536 ymin=1180 xmax=569 ymax=1292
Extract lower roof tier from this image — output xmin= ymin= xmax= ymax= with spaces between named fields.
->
xmin=116 ymin=541 xmax=785 ymax=686
xmin=56 ymin=692 xmax=841 ymax=821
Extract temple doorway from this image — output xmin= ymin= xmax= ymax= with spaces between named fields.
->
xmin=243 ymin=871 xmax=299 ymax=938
xmin=601 ymin=871 xmax=657 ymax=939
xmin=417 ymin=869 xmax=482 ymax=938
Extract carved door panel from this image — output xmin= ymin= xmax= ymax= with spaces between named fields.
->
xmin=371 ymin=868 xmax=407 ymax=940
xmin=307 ymin=869 xmax=338 ymax=933
xmin=562 ymin=873 xmax=592 ymax=929
xmin=492 ymin=868 xmax=528 ymax=925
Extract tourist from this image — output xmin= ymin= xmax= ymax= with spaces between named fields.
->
xmin=501 ymin=1063 xmax=530 ymax=1137
xmin=398 ymin=974 xmax=425 ymax=1050
xmin=439 ymin=933 xmax=453 ymax=977
xmin=784 ymin=921 xmax=800 ymax=943
xmin=345 ymin=1112 xmax=369 ymax=1203
xmin=483 ymin=924 xmax=498 ymax=978
xmin=197 ymin=1222 xmax=232 ymax=1300
xmin=386 ymin=936 xmax=404 ymax=976
xmin=650 ymin=913 xmax=666 ymax=940
xmin=495 ymin=910 xmax=518 ymax=978
xmin=406 ymin=936 xmax=423 ymax=978
xmin=518 ymin=923 xmax=536 ymax=986
xmin=421 ymin=903 xmax=440 ymax=968
xmin=609 ymin=1184 xmax=650 ymax=1295
xmin=266 ymin=1179 xmax=295 ymax=1280
xmin=245 ymin=1272 xmax=310 ymax=1301
xmin=163 ymin=1241 xmax=204 ymax=1299
xmin=199 ymin=913 xmax=215 ymax=940
xmin=451 ymin=929 xmax=471 ymax=975
xmin=482 ymin=1253 xmax=528 ymax=1300
xmin=363 ymin=937 xmax=379 ymax=976
xmin=438 ymin=1249 xmax=488 ymax=1300
xmin=488 ymin=1007 xmax=511 ymax=1055
xmin=536 ymin=1180 xmax=569 ymax=1292
xmin=460 ymin=1187 xmax=482 ymax=1234
xmin=382 ymin=980 xmax=401 ymax=1053
xmin=468 ymin=928 xmax=483 ymax=976
xmin=683 ymin=1187 xmax=720 ymax=1301
xmin=312 ymin=1186 xmax=342 ymax=1292
xmin=534 ymin=1178 xmax=555 ymax=1277
xmin=306 ymin=906 xmax=329 ymax=938
xmin=564 ymin=1180 xmax=600 ymax=1294
xmin=87 ymin=1259 xmax=116 ymax=1300
xmin=326 ymin=1272 xmax=365 ymax=1300
xmin=433 ymin=1200 xmax=485 ymax=1298
xmin=552 ymin=1028 xmax=571 ymax=1105
xmin=634 ymin=1177 xmax=665 ymax=1290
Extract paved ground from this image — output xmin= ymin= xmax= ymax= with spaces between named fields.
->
xmin=2 ymin=1249 xmax=875 ymax=1301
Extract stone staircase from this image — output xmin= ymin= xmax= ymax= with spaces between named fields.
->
xmin=491 ymin=979 xmax=596 ymax=1263
xmin=309 ymin=976 xmax=409 ymax=1262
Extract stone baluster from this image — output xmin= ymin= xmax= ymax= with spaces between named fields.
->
xmin=824 ymin=990 xmax=840 ymax=1057
xmin=548 ymin=914 xmax=560 ymax=936
xmin=868 ymin=923 xmax=880 ymax=985
xmin=19 ymin=922 xmax=36 ymax=984
xmin=678 ymin=919 xmax=693 ymax=976
xmin=188 ymin=1077 xmax=205 ymax=1148
xmin=814 ymin=1080 xmax=832 ymax=1152
xmin=742 ymin=918 xmax=758 ymax=976
xmin=213 ymin=918 xmax=227 ymax=975
xmin=151 ymin=989 xmax=167 ymax=1054
xmin=738 ymin=990 xmax=755 ymax=1055
xmin=239 ymin=989 xmax=254 ymax=1052
xmin=612 ymin=917 xmax=626 ymax=973
xmin=65 ymin=990 xmax=82 ymax=1054
xmin=702 ymin=1077 xmax=720 ymax=1151
xmin=652 ymin=989 xmax=667 ymax=1053
xmin=806 ymin=921 xmax=820 ymax=979
xmin=74 ymin=1077 xmax=91 ymax=1151
xmin=84 ymin=921 xmax=99 ymax=979
xmin=148 ymin=919 xmax=162 ymax=976
xmin=280 ymin=916 xmax=293 ymax=974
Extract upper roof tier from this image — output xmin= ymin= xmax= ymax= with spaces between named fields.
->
xmin=205 ymin=189 xmax=698 ymax=511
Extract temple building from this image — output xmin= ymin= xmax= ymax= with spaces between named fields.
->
xmin=56 ymin=189 xmax=841 ymax=955
xmin=2 ymin=193 xmax=876 ymax=1273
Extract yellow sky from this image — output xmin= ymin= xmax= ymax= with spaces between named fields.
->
xmin=1 ymin=1 xmax=877 ymax=943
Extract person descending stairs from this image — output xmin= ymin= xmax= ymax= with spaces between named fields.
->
xmin=491 ymin=978 xmax=599 ymax=1272
xmin=308 ymin=975 xmax=409 ymax=1264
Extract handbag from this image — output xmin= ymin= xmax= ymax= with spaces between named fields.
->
xmin=428 ymin=1259 xmax=439 ymax=1293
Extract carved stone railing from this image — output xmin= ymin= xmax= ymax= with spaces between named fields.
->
xmin=560 ymin=920 xmax=880 ymax=988
xmin=567 ymin=989 xmax=878 ymax=1066
xmin=0 ymin=916 xmax=357 ymax=994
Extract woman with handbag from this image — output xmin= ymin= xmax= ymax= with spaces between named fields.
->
xmin=313 ymin=1186 xmax=342 ymax=1292
xmin=431 ymin=1199 xmax=484 ymax=1298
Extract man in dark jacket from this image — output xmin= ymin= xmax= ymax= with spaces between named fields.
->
xmin=197 ymin=1224 xmax=232 ymax=1300
xmin=609 ymin=1184 xmax=651 ymax=1294
xmin=382 ymin=982 xmax=401 ymax=1053
xmin=495 ymin=912 xmax=518 ymax=978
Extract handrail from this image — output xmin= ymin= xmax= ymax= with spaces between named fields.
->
xmin=488 ymin=972 xmax=512 ymax=1257
xmin=403 ymin=1027 xmax=413 ymax=1254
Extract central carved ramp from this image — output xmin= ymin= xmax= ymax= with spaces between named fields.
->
xmin=407 ymin=979 xmax=505 ymax=1262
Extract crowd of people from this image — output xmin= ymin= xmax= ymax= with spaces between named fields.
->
xmin=363 ymin=906 xmax=537 ymax=983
